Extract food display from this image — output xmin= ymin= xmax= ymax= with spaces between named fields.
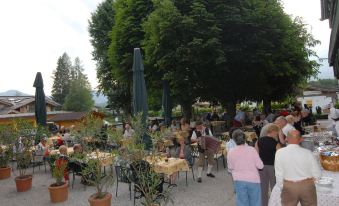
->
xmin=320 ymin=147 xmax=339 ymax=172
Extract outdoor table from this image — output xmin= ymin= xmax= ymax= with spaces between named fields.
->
xmin=87 ymin=152 xmax=114 ymax=167
xmin=146 ymin=157 xmax=189 ymax=176
xmin=268 ymin=170 xmax=339 ymax=206
xmin=49 ymin=147 xmax=74 ymax=155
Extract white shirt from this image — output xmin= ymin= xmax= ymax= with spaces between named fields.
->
xmin=191 ymin=128 xmax=213 ymax=140
xmin=123 ymin=129 xmax=135 ymax=138
xmin=234 ymin=110 xmax=245 ymax=122
xmin=226 ymin=139 xmax=236 ymax=152
xmin=274 ymin=144 xmax=321 ymax=187
xmin=282 ymin=123 xmax=295 ymax=137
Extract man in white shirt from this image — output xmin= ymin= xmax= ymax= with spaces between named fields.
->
xmin=329 ymin=103 xmax=339 ymax=136
xmin=191 ymin=120 xmax=214 ymax=183
xmin=275 ymin=130 xmax=321 ymax=206
xmin=123 ymin=123 xmax=135 ymax=138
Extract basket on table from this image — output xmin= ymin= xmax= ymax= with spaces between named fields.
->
xmin=320 ymin=151 xmax=339 ymax=172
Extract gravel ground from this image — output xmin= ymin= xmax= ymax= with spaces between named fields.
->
xmin=0 ymin=161 xmax=235 ymax=206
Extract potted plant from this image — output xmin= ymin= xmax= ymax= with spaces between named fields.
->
xmin=48 ymin=159 xmax=68 ymax=203
xmin=74 ymin=115 xmax=115 ymax=206
xmin=0 ymin=125 xmax=14 ymax=180
xmin=12 ymin=119 xmax=35 ymax=192
xmin=83 ymin=151 xmax=115 ymax=206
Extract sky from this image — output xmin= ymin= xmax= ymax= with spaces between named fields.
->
xmin=0 ymin=0 xmax=334 ymax=96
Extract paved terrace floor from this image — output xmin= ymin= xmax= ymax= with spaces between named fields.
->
xmin=0 ymin=162 xmax=235 ymax=206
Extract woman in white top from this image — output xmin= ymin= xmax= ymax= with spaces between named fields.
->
xmin=123 ymin=123 xmax=134 ymax=138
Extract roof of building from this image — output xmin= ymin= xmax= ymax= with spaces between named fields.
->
xmin=0 ymin=96 xmax=61 ymax=115
xmin=47 ymin=112 xmax=88 ymax=122
xmin=0 ymin=111 xmax=71 ymax=119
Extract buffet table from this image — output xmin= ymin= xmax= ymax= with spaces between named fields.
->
xmin=268 ymin=170 xmax=339 ymax=206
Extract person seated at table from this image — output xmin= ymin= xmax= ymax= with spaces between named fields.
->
xmin=72 ymin=144 xmax=85 ymax=159
xmin=255 ymin=124 xmax=281 ymax=206
xmin=252 ymin=115 xmax=264 ymax=137
xmin=227 ymin=130 xmax=264 ymax=206
xmin=55 ymin=133 xmax=64 ymax=148
xmin=149 ymin=120 xmax=159 ymax=133
xmin=36 ymin=137 xmax=49 ymax=158
xmin=191 ymin=120 xmax=215 ymax=183
xmin=211 ymin=109 xmax=220 ymax=121
xmin=55 ymin=145 xmax=69 ymax=182
xmin=123 ymin=123 xmax=135 ymax=139
xmin=233 ymin=108 xmax=246 ymax=127
xmin=170 ymin=120 xmax=178 ymax=132
xmin=274 ymin=130 xmax=321 ymax=206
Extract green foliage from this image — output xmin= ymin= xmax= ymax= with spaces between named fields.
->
xmin=309 ymin=79 xmax=338 ymax=88
xmin=52 ymin=159 xmax=68 ymax=186
xmin=82 ymin=152 xmax=115 ymax=199
xmin=51 ymin=53 xmax=72 ymax=105
xmin=0 ymin=125 xmax=13 ymax=167
xmin=63 ymin=78 xmax=94 ymax=112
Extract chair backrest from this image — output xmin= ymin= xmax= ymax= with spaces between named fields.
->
xmin=115 ymin=165 xmax=131 ymax=183
xmin=68 ymin=160 xmax=84 ymax=174
xmin=130 ymin=160 xmax=151 ymax=183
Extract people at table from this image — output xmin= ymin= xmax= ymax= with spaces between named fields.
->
xmin=191 ymin=120 xmax=215 ymax=183
xmin=282 ymin=115 xmax=295 ymax=137
xmin=123 ymin=123 xmax=135 ymax=139
xmin=149 ymin=120 xmax=159 ymax=132
xmin=274 ymin=130 xmax=321 ymax=206
xmin=252 ymin=115 xmax=264 ymax=137
xmin=170 ymin=120 xmax=178 ymax=131
xmin=227 ymin=130 xmax=264 ymax=206
xmin=255 ymin=124 xmax=281 ymax=206
xmin=72 ymin=144 xmax=85 ymax=159
xmin=211 ymin=109 xmax=220 ymax=121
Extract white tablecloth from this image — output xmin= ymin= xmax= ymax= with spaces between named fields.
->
xmin=268 ymin=171 xmax=339 ymax=206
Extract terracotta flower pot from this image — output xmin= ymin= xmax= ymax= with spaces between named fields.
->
xmin=15 ymin=175 xmax=33 ymax=192
xmin=0 ymin=167 xmax=11 ymax=180
xmin=48 ymin=182 xmax=68 ymax=203
xmin=88 ymin=193 xmax=112 ymax=206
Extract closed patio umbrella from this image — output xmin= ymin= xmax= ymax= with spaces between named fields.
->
xmin=33 ymin=72 xmax=47 ymax=126
xmin=132 ymin=48 xmax=148 ymax=122
xmin=162 ymin=80 xmax=171 ymax=126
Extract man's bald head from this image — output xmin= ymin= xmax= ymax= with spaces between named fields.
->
xmin=287 ymin=130 xmax=303 ymax=144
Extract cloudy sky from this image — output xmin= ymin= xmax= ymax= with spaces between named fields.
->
xmin=0 ymin=0 xmax=334 ymax=96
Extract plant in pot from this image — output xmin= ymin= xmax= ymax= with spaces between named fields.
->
xmin=0 ymin=125 xmax=14 ymax=180
xmin=12 ymin=119 xmax=35 ymax=192
xmin=48 ymin=159 xmax=68 ymax=203
xmin=83 ymin=151 xmax=115 ymax=206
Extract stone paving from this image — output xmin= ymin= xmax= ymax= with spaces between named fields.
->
xmin=0 ymin=162 xmax=235 ymax=206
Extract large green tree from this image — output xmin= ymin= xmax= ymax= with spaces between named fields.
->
xmin=88 ymin=0 xmax=115 ymax=98
xmin=63 ymin=78 xmax=94 ymax=112
xmin=51 ymin=53 xmax=72 ymax=105
xmin=143 ymin=0 xmax=225 ymax=119
xmin=108 ymin=0 xmax=154 ymax=115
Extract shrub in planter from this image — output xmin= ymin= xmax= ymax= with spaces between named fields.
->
xmin=0 ymin=125 xmax=14 ymax=180
xmin=48 ymin=160 xmax=68 ymax=203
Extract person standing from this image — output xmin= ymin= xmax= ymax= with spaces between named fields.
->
xmin=255 ymin=124 xmax=281 ymax=206
xmin=191 ymin=120 xmax=214 ymax=183
xmin=275 ymin=130 xmax=321 ymax=206
xmin=329 ymin=103 xmax=339 ymax=136
xmin=227 ymin=130 xmax=264 ymax=206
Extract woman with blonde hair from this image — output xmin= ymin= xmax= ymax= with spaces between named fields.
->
xmin=255 ymin=123 xmax=281 ymax=206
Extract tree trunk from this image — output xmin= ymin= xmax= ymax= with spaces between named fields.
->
xmin=181 ymin=102 xmax=192 ymax=121
xmin=225 ymin=101 xmax=236 ymax=119
xmin=263 ymin=99 xmax=272 ymax=114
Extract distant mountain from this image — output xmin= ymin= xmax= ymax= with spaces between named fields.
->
xmin=0 ymin=90 xmax=31 ymax=96
xmin=92 ymin=91 xmax=108 ymax=108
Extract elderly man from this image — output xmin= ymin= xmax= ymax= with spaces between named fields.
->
xmin=260 ymin=116 xmax=287 ymax=145
xmin=275 ymin=130 xmax=321 ymax=206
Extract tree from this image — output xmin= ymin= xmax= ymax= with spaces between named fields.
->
xmin=143 ymin=0 xmax=225 ymax=119
xmin=51 ymin=53 xmax=72 ymax=105
xmin=108 ymin=0 xmax=154 ymax=115
xmin=88 ymin=0 xmax=115 ymax=98
xmin=63 ymin=78 xmax=94 ymax=112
